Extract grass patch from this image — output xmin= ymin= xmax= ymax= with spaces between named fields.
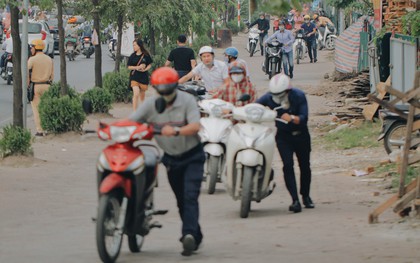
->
xmin=322 ymin=121 xmax=381 ymax=150
xmin=373 ymin=162 xmax=419 ymax=190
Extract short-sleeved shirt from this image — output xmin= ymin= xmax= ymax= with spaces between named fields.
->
xmin=192 ymin=59 xmax=229 ymax=91
xmin=167 ymin=46 xmax=195 ymax=71
xmin=301 ymin=22 xmax=317 ymax=41
xmin=127 ymin=52 xmax=153 ymax=84
xmin=28 ymin=53 xmax=54 ymax=84
xmin=129 ymin=90 xmax=201 ymax=156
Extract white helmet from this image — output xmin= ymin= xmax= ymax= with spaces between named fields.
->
xmin=269 ymin=74 xmax=291 ymax=94
xmin=199 ymin=45 xmax=214 ymax=56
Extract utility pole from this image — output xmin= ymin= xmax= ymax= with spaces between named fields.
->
xmin=22 ymin=0 xmax=29 ymax=128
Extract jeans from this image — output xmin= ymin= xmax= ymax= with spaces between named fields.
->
xmin=282 ymin=50 xmax=294 ymax=76
xmin=276 ymin=130 xmax=312 ymax=201
xmin=306 ymin=39 xmax=317 ymax=61
xmin=161 ymin=145 xmax=205 ymax=244
xmin=259 ymin=34 xmax=268 ymax=52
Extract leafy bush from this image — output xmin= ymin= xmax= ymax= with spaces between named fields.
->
xmin=45 ymin=82 xmax=79 ymax=99
xmin=227 ymin=20 xmax=246 ymax=35
xmin=151 ymin=43 xmax=177 ymax=72
xmin=0 ymin=125 xmax=33 ymax=157
xmin=192 ymin=34 xmax=214 ymax=57
xmin=39 ymin=84 xmax=86 ymax=134
xmin=402 ymin=11 xmax=420 ymax=37
xmin=103 ymin=68 xmax=131 ymax=103
xmin=81 ymin=87 xmax=113 ymax=113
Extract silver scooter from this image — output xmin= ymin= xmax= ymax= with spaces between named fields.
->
xmin=318 ymin=22 xmax=337 ymax=50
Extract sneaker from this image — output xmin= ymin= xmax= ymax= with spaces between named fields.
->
xmin=310 ymin=60 xmax=313 ymax=63
xmin=314 ymin=59 xmax=318 ymax=63
xmin=181 ymin=234 xmax=196 ymax=256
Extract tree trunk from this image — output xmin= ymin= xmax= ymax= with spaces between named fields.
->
xmin=57 ymin=0 xmax=68 ymax=95
xmin=250 ymin=0 xmax=257 ymax=17
xmin=147 ymin=17 xmax=156 ymax=55
xmin=114 ymin=13 xmax=123 ymax=72
xmin=10 ymin=4 xmax=23 ymax=127
xmin=92 ymin=0 xmax=102 ymax=87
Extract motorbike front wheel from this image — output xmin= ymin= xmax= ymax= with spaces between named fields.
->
xmin=269 ymin=61 xmax=278 ymax=79
xmin=383 ymin=122 xmax=420 ymax=154
xmin=296 ymin=46 xmax=301 ymax=64
xmin=240 ymin=166 xmax=253 ymax=218
xmin=207 ymin=155 xmax=220 ymax=195
xmin=96 ymin=191 xmax=124 ymax=263
xmin=249 ymin=43 xmax=256 ymax=57
xmin=7 ymin=74 xmax=12 ymax=85
xmin=128 ymin=234 xmax=145 ymax=253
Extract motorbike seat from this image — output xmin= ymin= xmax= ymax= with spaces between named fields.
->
xmin=136 ymin=142 xmax=162 ymax=168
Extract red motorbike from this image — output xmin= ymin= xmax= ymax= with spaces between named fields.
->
xmin=95 ymin=120 xmax=167 ymax=263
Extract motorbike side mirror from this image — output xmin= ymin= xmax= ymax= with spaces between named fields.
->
xmin=239 ymin=94 xmax=251 ymax=102
xmin=197 ymin=87 xmax=206 ymax=96
xmin=155 ymin=97 xmax=167 ymax=114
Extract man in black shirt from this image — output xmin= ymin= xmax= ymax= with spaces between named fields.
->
xmin=249 ymin=13 xmax=270 ymax=56
xmin=165 ymin=34 xmax=197 ymax=78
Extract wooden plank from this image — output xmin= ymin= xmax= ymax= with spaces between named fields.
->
xmin=393 ymin=188 xmax=417 ymax=213
xmin=399 ymin=105 xmax=415 ymax=197
xmin=368 ymin=178 xmax=418 ymax=223
xmin=386 ymin=86 xmax=420 ymax=108
xmin=410 ymin=137 xmax=420 ymax=148
xmin=408 ymin=153 xmax=420 ymax=165
xmin=367 ymin=94 xmax=408 ymax=119
xmin=417 ymin=175 xmax=420 ymax=216
xmin=412 ymin=120 xmax=420 ymax=131
xmin=363 ymin=82 xmax=387 ymax=120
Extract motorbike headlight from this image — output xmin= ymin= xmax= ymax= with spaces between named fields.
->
xmin=297 ymin=33 xmax=303 ymax=38
xmin=110 ymin=126 xmax=136 ymax=143
xmin=211 ymin=105 xmax=223 ymax=118
xmin=245 ymin=106 xmax=264 ymax=122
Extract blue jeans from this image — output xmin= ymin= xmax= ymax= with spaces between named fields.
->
xmin=282 ymin=50 xmax=294 ymax=76
xmin=162 ymin=145 xmax=205 ymax=244
xmin=259 ymin=34 xmax=268 ymax=53
xmin=306 ymin=39 xmax=317 ymax=61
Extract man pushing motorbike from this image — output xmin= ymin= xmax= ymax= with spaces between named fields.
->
xmin=248 ymin=12 xmax=270 ymax=56
xmin=264 ymin=21 xmax=295 ymax=78
xmin=130 ymin=67 xmax=204 ymax=256
xmin=256 ymin=74 xmax=314 ymax=213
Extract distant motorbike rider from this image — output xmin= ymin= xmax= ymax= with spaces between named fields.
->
xmin=248 ymin=12 xmax=270 ymax=56
xmin=211 ymin=62 xmax=256 ymax=106
xmin=223 ymin=47 xmax=250 ymax=81
xmin=264 ymin=21 xmax=295 ymax=78
xmin=256 ymin=74 xmax=314 ymax=213
xmin=0 ymin=30 xmax=12 ymax=76
xmin=179 ymin=46 xmax=229 ymax=92
xmin=301 ymin=15 xmax=318 ymax=63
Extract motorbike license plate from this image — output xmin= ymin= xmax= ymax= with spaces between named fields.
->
xmin=297 ymin=34 xmax=303 ymax=38
xmin=85 ymin=43 xmax=91 ymax=47
xmin=67 ymin=45 xmax=74 ymax=51
xmin=6 ymin=62 xmax=12 ymax=68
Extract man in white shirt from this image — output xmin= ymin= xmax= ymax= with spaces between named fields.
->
xmin=178 ymin=46 xmax=229 ymax=92
xmin=1 ymin=34 xmax=13 ymax=75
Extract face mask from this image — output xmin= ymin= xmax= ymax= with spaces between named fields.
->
xmin=305 ymin=20 xmax=310 ymax=24
xmin=231 ymin=74 xmax=244 ymax=83
xmin=279 ymin=26 xmax=285 ymax=31
xmin=272 ymin=92 xmax=289 ymax=109
xmin=224 ymin=57 xmax=229 ymax=63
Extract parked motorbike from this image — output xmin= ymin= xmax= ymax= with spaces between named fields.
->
xmin=247 ymin=28 xmax=261 ymax=57
xmin=225 ymin=103 xmax=279 ymax=218
xmin=318 ymin=22 xmax=337 ymax=50
xmin=65 ymin=36 xmax=79 ymax=61
xmin=1 ymin=53 xmax=13 ymax=85
xmin=82 ymin=35 xmax=95 ymax=58
xmin=108 ymin=39 xmax=117 ymax=60
xmin=294 ymin=29 xmax=307 ymax=65
xmin=178 ymin=80 xmax=209 ymax=101
xmin=95 ymin=120 xmax=167 ymax=263
xmin=378 ymin=109 xmax=420 ymax=154
xmin=263 ymin=40 xmax=283 ymax=79
xmin=198 ymin=99 xmax=234 ymax=194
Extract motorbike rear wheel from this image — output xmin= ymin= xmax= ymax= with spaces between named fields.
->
xmin=240 ymin=166 xmax=253 ymax=218
xmin=383 ymin=122 xmax=420 ymax=154
xmin=207 ymin=155 xmax=220 ymax=195
xmin=296 ymin=46 xmax=301 ymax=65
xmin=96 ymin=191 xmax=124 ymax=263
xmin=325 ymin=37 xmax=335 ymax=50
xmin=7 ymin=74 xmax=12 ymax=85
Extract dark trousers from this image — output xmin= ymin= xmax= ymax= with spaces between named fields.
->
xmin=276 ymin=130 xmax=312 ymax=201
xmin=176 ymin=70 xmax=189 ymax=78
xmin=306 ymin=39 xmax=317 ymax=61
xmin=161 ymin=146 xmax=205 ymax=244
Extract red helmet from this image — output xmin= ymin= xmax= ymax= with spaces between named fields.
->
xmin=150 ymin=67 xmax=179 ymax=95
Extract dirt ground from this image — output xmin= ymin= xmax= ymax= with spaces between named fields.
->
xmin=1 ymin=33 xmax=420 ymax=263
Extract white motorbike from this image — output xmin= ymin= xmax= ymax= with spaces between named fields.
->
xmin=318 ymin=22 xmax=337 ymax=50
xmin=293 ymin=29 xmax=307 ymax=64
xmin=247 ymin=28 xmax=261 ymax=57
xmin=225 ymin=103 xmax=280 ymax=218
xmin=108 ymin=39 xmax=116 ymax=60
xmin=198 ymin=99 xmax=234 ymax=194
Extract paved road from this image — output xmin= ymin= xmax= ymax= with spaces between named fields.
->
xmin=0 ymin=45 xmax=115 ymax=127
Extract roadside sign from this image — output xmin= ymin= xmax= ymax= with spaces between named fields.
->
xmin=121 ymin=23 xmax=134 ymax=57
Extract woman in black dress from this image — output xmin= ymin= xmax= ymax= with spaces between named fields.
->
xmin=127 ymin=39 xmax=153 ymax=110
